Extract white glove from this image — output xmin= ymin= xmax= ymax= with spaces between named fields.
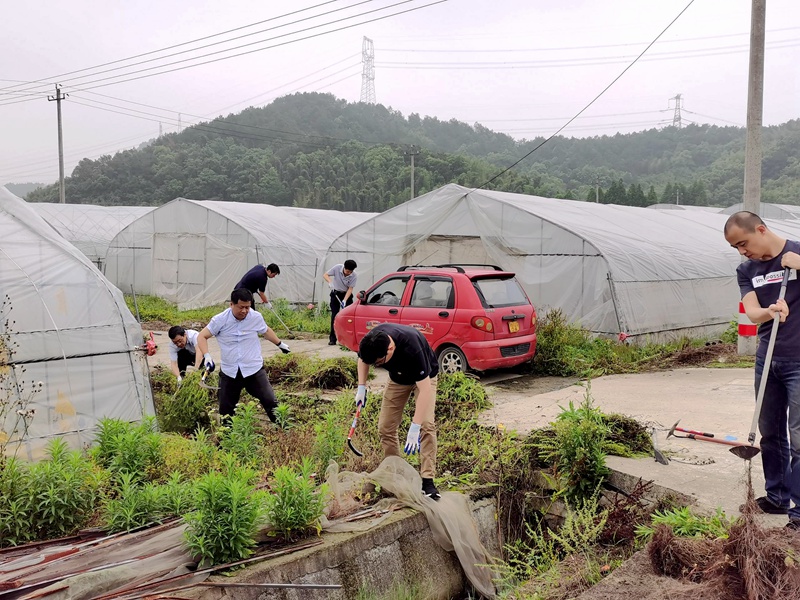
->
xmin=328 ymin=280 xmax=334 ymax=290
xmin=277 ymin=341 xmax=290 ymax=354
xmin=340 ymin=299 xmax=346 ymax=310
xmin=265 ymin=301 xmax=273 ymax=310
xmin=355 ymin=384 xmax=367 ymax=408
xmin=404 ymin=422 xmax=421 ymax=455
xmin=176 ymin=375 xmax=183 ymax=387
xmin=203 ymin=353 xmax=215 ymax=372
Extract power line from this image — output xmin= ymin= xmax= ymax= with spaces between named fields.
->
xmin=475 ymin=0 xmax=697 ymax=190
xmin=0 ymin=0 xmax=444 ymax=102
xmin=0 ymin=1 xmax=344 ymax=95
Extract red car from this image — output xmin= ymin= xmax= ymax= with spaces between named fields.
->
xmin=334 ymin=264 xmax=537 ymax=373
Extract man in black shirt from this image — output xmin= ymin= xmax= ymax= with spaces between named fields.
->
xmin=355 ymin=323 xmax=440 ymax=500
xmin=234 ymin=263 xmax=280 ymax=309
xmin=725 ymin=211 xmax=800 ymax=529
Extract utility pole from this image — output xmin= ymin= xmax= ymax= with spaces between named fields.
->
xmin=47 ymin=84 xmax=68 ymax=204
xmin=739 ymin=0 xmax=766 ymax=356
xmin=405 ymin=145 xmax=420 ymax=199
xmin=594 ymin=177 xmax=601 ymax=203
xmin=676 ymin=188 xmax=680 ymax=205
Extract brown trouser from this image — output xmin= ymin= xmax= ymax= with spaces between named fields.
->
xmin=378 ymin=377 xmax=437 ymax=478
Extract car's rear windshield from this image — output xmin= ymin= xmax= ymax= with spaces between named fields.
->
xmin=472 ymin=277 xmax=529 ymax=308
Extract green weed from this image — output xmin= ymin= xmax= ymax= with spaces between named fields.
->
xmin=635 ymin=506 xmax=735 ymax=542
xmin=218 ymin=402 xmax=266 ymax=467
xmin=264 ymin=457 xmax=328 ymax=540
xmin=91 ymin=417 xmax=163 ymax=483
xmin=313 ymin=411 xmax=346 ymax=472
xmin=156 ymin=370 xmax=216 ymax=433
xmin=273 ymin=402 xmax=295 ymax=431
xmin=103 ymin=472 xmax=165 ymax=533
xmin=184 ymin=457 xmax=268 ymax=566
xmin=160 ymin=430 xmax=220 ymax=481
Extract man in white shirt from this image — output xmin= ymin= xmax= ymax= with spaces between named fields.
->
xmin=168 ymin=326 xmax=201 ymax=385
xmin=197 ymin=288 xmax=290 ymax=421
xmin=323 ymin=259 xmax=358 ymax=345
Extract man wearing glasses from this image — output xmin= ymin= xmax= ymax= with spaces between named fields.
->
xmin=355 ymin=323 xmax=440 ymax=500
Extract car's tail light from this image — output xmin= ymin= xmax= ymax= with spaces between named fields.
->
xmin=471 ymin=316 xmax=494 ymax=333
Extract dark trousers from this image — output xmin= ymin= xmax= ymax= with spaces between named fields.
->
xmin=329 ymin=290 xmax=353 ymax=344
xmin=219 ymin=367 xmax=278 ymax=422
xmin=176 ymin=348 xmax=195 ymax=376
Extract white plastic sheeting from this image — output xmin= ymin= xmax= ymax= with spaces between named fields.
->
xmin=29 ymin=203 xmax=154 ymax=270
xmin=0 ymin=187 xmax=154 ymax=460
xmin=721 ymin=202 xmax=800 ymax=220
xmin=324 ymin=184 xmax=800 ymax=342
xmin=105 ymin=199 xmax=376 ymax=309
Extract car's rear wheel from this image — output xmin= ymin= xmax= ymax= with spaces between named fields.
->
xmin=438 ymin=346 xmax=468 ymax=374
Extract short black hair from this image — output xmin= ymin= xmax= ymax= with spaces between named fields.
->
xmin=724 ymin=211 xmax=764 ymax=235
xmin=231 ymin=288 xmax=254 ymax=304
xmin=359 ymin=329 xmax=391 ymax=364
xmin=266 ymin=263 xmax=280 ymax=275
xmin=344 ymin=259 xmax=357 ymax=271
xmin=168 ymin=325 xmax=185 ymax=340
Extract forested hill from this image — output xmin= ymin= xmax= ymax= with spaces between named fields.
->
xmin=26 ymin=92 xmax=800 ymax=209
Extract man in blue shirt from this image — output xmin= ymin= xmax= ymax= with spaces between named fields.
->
xmin=323 ymin=259 xmax=358 ymax=345
xmin=234 ymin=263 xmax=280 ymax=309
xmin=355 ymin=323 xmax=441 ymax=500
xmin=197 ymin=288 xmax=290 ymax=421
xmin=725 ymin=211 xmax=800 ymax=529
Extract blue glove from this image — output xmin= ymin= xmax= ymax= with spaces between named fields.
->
xmin=203 ymin=353 xmax=215 ymax=373
xmin=404 ymin=422 xmax=421 ymax=455
xmin=340 ymin=299 xmax=346 ymax=310
xmin=355 ymin=384 xmax=367 ymax=408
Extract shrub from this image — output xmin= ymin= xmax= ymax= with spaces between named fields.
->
xmin=25 ymin=439 xmax=101 ymax=540
xmin=264 ymin=457 xmax=328 ymax=540
xmin=103 ymin=472 xmax=165 ymax=533
xmin=91 ymin=417 xmax=163 ymax=483
xmin=218 ymin=402 xmax=266 ymax=467
xmin=0 ymin=457 xmax=33 ymax=546
xmin=161 ymin=430 xmax=220 ymax=481
xmin=184 ymin=458 xmax=268 ymax=566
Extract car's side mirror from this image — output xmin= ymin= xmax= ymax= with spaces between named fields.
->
xmin=357 ymin=290 xmax=366 ymax=302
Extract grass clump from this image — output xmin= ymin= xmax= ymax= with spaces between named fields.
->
xmin=636 ymin=506 xmax=735 ymax=542
xmin=263 ymin=353 xmax=362 ymax=391
xmin=155 ymin=369 xmax=216 ymax=433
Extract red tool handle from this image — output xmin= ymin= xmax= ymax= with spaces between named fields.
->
xmin=675 ymin=426 xmax=714 ymax=438
xmin=347 ymin=405 xmax=362 ymax=440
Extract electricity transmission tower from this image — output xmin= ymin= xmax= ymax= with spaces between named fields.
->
xmin=669 ymin=94 xmax=683 ymax=128
xmin=360 ymin=37 xmax=376 ymax=104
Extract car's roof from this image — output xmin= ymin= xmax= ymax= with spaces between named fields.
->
xmin=396 ymin=265 xmax=515 ymax=278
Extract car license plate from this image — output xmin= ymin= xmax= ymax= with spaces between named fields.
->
xmin=509 ymin=320 xmax=520 ymax=333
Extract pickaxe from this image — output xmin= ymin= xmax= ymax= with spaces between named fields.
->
xmin=667 ymin=420 xmax=760 ymax=460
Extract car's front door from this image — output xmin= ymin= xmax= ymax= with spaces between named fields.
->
xmin=353 ymin=276 xmax=411 ymax=346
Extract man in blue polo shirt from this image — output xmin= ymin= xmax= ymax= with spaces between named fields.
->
xmin=234 ymin=263 xmax=280 ymax=309
xmin=725 ymin=211 xmax=800 ymax=530
xmin=355 ymin=323 xmax=440 ymax=500
xmin=197 ymin=288 xmax=290 ymax=421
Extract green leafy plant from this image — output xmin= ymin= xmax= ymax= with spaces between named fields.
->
xmin=550 ymin=494 xmax=608 ymax=555
xmin=264 ymin=457 xmax=328 ymax=540
xmin=160 ymin=472 xmax=196 ymax=517
xmin=635 ymin=506 xmax=735 ymax=542
xmin=91 ymin=417 xmax=163 ymax=483
xmin=184 ymin=457 xmax=267 ymax=566
xmin=25 ymin=439 xmax=100 ymax=540
xmin=533 ymin=385 xmax=609 ymax=503
xmin=273 ymin=402 xmax=295 ymax=431
xmin=156 ymin=370 xmax=215 ymax=433
xmin=218 ymin=401 xmax=264 ymax=466
xmin=312 ymin=411 xmax=346 ymax=472
xmin=161 ymin=430 xmax=219 ymax=481
xmin=103 ymin=472 xmax=165 ymax=533
xmin=0 ymin=456 xmax=33 ymax=546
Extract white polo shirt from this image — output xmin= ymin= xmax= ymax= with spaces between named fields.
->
xmin=206 ymin=308 xmax=268 ymax=378
xmin=168 ymin=329 xmax=199 ymax=361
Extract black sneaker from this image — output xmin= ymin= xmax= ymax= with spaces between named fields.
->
xmin=740 ymin=496 xmax=789 ymax=515
xmin=786 ymin=519 xmax=800 ymax=531
xmin=328 ymin=340 xmax=337 ymax=345
xmin=421 ymin=478 xmax=441 ymax=501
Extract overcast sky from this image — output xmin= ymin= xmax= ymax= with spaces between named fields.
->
xmin=1 ymin=0 xmax=798 ymax=186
